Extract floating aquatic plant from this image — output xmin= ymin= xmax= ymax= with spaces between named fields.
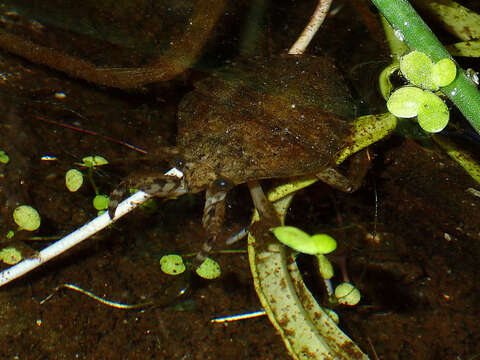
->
xmin=65 ymin=169 xmax=84 ymax=192
xmin=160 ymin=254 xmax=186 ymax=275
xmin=13 ymin=205 xmax=41 ymax=232
xmin=270 ymin=226 xmax=337 ymax=255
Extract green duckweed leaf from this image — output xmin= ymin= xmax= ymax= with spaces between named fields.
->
xmin=196 ymin=257 xmax=221 ymax=279
xmin=93 ymin=195 xmax=110 ymax=210
xmin=0 ymin=150 xmax=9 ymax=164
xmin=417 ymin=91 xmax=450 ymax=133
xmin=387 ymin=86 xmax=425 ymax=118
xmin=82 ymin=156 xmax=109 ymax=167
xmin=160 ymin=254 xmax=186 ymax=275
xmin=431 ymin=58 xmax=457 ymax=87
xmin=13 ymin=205 xmax=41 ymax=231
xmin=334 ymin=282 xmax=361 ymax=306
xmin=0 ymin=247 xmax=23 ymax=265
xmin=271 ymin=226 xmax=337 ymax=255
xmin=65 ymin=169 xmax=84 ymax=192
xmin=400 ymin=50 xmax=437 ymax=89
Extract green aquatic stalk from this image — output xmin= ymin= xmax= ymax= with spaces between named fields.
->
xmin=371 ymin=0 xmax=480 ymax=135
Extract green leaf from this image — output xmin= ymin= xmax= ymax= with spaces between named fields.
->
xmin=82 ymin=156 xmax=109 ymax=167
xmin=271 ymin=226 xmax=337 ymax=255
xmin=387 ymin=86 xmax=425 ymax=118
xmin=0 ymin=247 xmax=23 ymax=265
xmin=417 ymin=92 xmax=450 ymax=133
xmin=159 ymin=254 xmax=186 ymax=275
xmin=316 ymin=254 xmax=334 ymax=279
xmin=431 ymin=58 xmax=457 ymax=87
xmin=93 ymin=195 xmax=110 ymax=210
xmin=196 ymin=257 xmax=221 ymax=279
xmin=334 ymin=282 xmax=361 ymax=306
xmin=400 ymin=50 xmax=436 ymax=89
xmin=65 ymin=169 xmax=84 ymax=192
xmin=0 ymin=150 xmax=9 ymax=164
xmin=13 ymin=205 xmax=41 ymax=231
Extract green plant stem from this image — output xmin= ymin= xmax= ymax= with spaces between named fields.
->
xmin=371 ymin=0 xmax=480 ymax=135
xmin=87 ymin=168 xmax=99 ymax=195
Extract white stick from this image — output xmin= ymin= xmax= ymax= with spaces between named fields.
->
xmin=288 ymin=0 xmax=333 ymax=55
xmin=0 ymin=167 xmax=184 ymax=287
xmin=0 ymin=191 xmax=150 ymax=287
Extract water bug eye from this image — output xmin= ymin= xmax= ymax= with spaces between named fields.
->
xmin=214 ymin=178 xmax=230 ymax=190
xmin=174 ymin=157 xmax=185 ymax=169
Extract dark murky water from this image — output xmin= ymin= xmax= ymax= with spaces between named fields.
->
xmin=0 ymin=1 xmax=479 ymax=359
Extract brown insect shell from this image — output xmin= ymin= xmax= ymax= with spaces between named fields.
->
xmin=176 ymin=55 xmax=355 ymax=190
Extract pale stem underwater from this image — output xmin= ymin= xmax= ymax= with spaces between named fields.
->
xmin=0 ymin=168 xmax=183 ymax=287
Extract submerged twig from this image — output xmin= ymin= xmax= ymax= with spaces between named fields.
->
xmin=288 ymin=0 xmax=333 ymax=55
xmin=0 ymin=168 xmax=183 ymax=287
xmin=0 ymin=191 xmax=149 ymax=287
xmin=210 ymin=310 xmax=266 ymax=323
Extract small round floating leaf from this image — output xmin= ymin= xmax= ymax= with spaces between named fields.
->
xmin=160 ymin=254 xmax=186 ymax=275
xmin=93 ymin=195 xmax=110 ymax=210
xmin=335 ymin=282 xmax=361 ymax=306
xmin=417 ymin=91 xmax=450 ymax=133
xmin=310 ymin=234 xmax=337 ymax=254
xmin=316 ymin=254 xmax=334 ymax=279
xmin=271 ymin=226 xmax=310 ymax=249
xmin=387 ymin=86 xmax=425 ymax=118
xmin=400 ymin=50 xmax=436 ymax=89
xmin=271 ymin=226 xmax=337 ymax=255
xmin=0 ymin=247 xmax=23 ymax=265
xmin=82 ymin=156 xmax=109 ymax=167
xmin=0 ymin=150 xmax=9 ymax=164
xmin=432 ymin=58 xmax=457 ymax=87
xmin=196 ymin=257 xmax=221 ymax=279
xmin=13 ymin=205 xmax=41 ymax=231
xmin=65 ymin=169 xmax=83 ymax=192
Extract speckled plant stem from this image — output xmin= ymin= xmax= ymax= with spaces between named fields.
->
xmin=371 ymin=0 xmax=480 ymax=135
